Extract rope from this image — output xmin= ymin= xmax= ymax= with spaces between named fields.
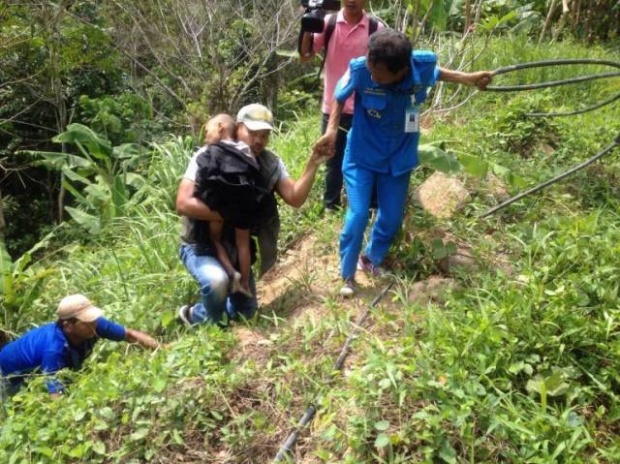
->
xmin=525 ymin=91 xmax=620 ymax=117
xmin=485 ymin=58 xmax=620 ymax=116
xmin=486 ymin=71 xmax=620 ymax=92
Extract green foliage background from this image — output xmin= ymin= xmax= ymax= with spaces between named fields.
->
xmin=1 ymin=1 xmax=620 ymax=463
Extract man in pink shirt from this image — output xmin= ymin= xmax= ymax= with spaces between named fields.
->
xmin=299 ymin=0 xmax=382 ymax=211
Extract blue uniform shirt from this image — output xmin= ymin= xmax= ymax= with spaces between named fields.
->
xmin=334 ymin=51 xmax=440 ymax=177
xmin=0 ymin=317 xmax=125 ymax=394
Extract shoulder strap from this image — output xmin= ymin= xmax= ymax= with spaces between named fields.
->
xmin=317 ymin=14 xmax=337 ymax=78
xmin=323 ymin=14 xmax=337 ymax=57
xmin=368 ymin=16 xmax=378 ymax=35
xmin=318 ymin=14 xmax=380 ymax=79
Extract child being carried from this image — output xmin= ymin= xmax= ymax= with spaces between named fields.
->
xmin=193 ymin=114 xmax=277 ymax=298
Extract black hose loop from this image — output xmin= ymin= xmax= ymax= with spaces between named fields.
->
xmin=485 ymin=58 xmax=620 ymax=91
xmin=481 ymin=133 xmax=620 ymax=218
xmin=485 ymin=71 xmax=620 ymax=92
xmin=525 ymin=91 xmax=620 ymax=117
xmin=492 ymin=59 xmax=620 ymax=76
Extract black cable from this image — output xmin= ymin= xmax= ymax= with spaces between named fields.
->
xmin=485 ymin=71 xmax=620 ymax=92
xmin=491 ymin=58 xmax=620 ymax=76
xmin=483 ymin=58 xmax=620 ymax=117
xmin=475 ymin=58 xmax=620 ymax=216
xmin=525 ymin=91 xmax=620 ymax=117
xmin=273 ymin=280 xmax=395 ymax=463
xmin=481 ymin=132 xmax=620 ymax=218
xmin=486 ymin=59 xmax=620 ymax=91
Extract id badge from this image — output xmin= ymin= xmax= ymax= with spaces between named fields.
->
xmin=405 ymin=106 xmax=419 ymax=133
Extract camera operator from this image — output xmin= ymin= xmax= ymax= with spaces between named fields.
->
xmin=299 ymin=0 xmax=382 ymax=212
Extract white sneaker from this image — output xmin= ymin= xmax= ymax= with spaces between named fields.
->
xmin=177 ymin=304 xmax=193 ymax=327
xmin=339 ymin=278 xmax=356 ymax=298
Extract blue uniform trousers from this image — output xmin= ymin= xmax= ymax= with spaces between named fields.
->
xmin=340 ymin=164 xmax=411 ymax=279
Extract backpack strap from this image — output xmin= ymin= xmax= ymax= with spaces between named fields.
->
xmin=368 ymin=16 xmax=378 ymax=35
xmin=322 ymin=14 xmax=338 ymax=59
xmin=318 ymin=14 xmax=379 ymax=78
xmin=317 ymin=14 xmax=337 ymax=78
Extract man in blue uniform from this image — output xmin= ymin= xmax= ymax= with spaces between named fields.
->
xmin=315 ymin=29 xmax=493 ymax=296
xmin=0 ymin=294 xmax=160 ymax=399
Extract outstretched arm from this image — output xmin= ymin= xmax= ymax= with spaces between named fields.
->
xmin=124 ymin=328 xmax=161 ymax=350
xmin=438 ymin=67 xmax=494 ymax=90
xmin=313 ymin=99 xmax=344 ymax=154
xmin=275 ymin=145 xmax=333 ymax=208
xmin=275 ymin=98 xmax=345 ymax=208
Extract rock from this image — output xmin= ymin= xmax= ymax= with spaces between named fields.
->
xmin=407 ymin=277 xmax=458 ymax=305
xmin=437 ymin=252 xmax=479 ymax=275
xmin=483 ymin=172 xmax=510 ymax=202
xmin=415 ymin=172 xmax=470 ymax=218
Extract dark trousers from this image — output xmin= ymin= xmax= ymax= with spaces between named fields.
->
xmin=322 ymin=112 xmax=353 ymax=210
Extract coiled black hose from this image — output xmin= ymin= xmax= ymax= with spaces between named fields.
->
xmin=481 ymin=58 xmax=620 ymax=217
xmin=486 ymin=58 xmax=620 ymax=117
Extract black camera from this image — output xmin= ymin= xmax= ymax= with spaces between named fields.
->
xmin=300 ymin=0 xmax=341 ymax=33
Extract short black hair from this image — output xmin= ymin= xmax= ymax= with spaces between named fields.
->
xmin=367 ymin=29 xmax=412 ymax=74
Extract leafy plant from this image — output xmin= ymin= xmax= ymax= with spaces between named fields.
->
xmin=30 ymin=124 xmax=147 ymax=234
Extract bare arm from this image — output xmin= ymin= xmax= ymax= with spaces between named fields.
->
xmin=313 ymin=99 xmax=344 ymax=153
xmin=275 ymin=145 xmax=333 ymax=208
xmin=175 ymin=178 xmax=223 ymax=221
xmin=438 ymin=67 xmax=494 ymax=89
xmin=124 ymin=328 xmax=161 ymax=350
xmin=280 ymin=99 xmax=345 ymax=208
xmin=299 ymin=32 xmax=315 ymax=62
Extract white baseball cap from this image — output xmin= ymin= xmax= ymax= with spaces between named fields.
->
xmin=236 ymin=103 xmax=274 ymax=131
xmin=57 ymin=294 xmax=103 ymax=322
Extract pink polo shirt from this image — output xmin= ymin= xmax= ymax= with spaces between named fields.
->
xmin=312 ymin=10 xmax=382 ymax=115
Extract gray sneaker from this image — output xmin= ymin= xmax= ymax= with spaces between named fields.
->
xmin=357 ymin=255 xmax=386 ymax=277
xmin=339 ymin=278 xmax=356 ymax=298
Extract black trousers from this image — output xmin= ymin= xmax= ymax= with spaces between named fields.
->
xmin=321 ymin=112 xmax=353 ymax=210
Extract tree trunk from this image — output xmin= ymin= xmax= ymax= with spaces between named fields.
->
xmin=539 ymin=0 xmax=558 ymax=44
xmin=464 ymin=0 xmax=472 ymax=34
xmin=0 ymin=189 xmax=5 ymax=240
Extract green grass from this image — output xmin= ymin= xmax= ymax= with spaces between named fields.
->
xmin=2 ymin=35 xmax=620 ymax=463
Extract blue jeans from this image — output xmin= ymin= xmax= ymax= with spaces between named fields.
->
xmin=179 ymin=244 xmax=258 ymax=325
xmin=340 ymin=166 xmax=411 ymax=279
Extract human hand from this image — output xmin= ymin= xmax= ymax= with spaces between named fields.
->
xmin=472 ymin=71 xmax=493 ymax=90
xmin=311 ymin=132 xmax=336 ymax=165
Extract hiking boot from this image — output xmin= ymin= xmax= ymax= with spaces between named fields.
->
xmin=339 ymin=278 xmax=356 ymax=298
xmin=357 ymin=255 xmax=385 ymax=277
xmin=178 ymin=304 xmax=194 ymax=327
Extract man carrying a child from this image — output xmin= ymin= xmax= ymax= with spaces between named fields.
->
xmin=176 ymin=103 xmax=329 ymax=326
